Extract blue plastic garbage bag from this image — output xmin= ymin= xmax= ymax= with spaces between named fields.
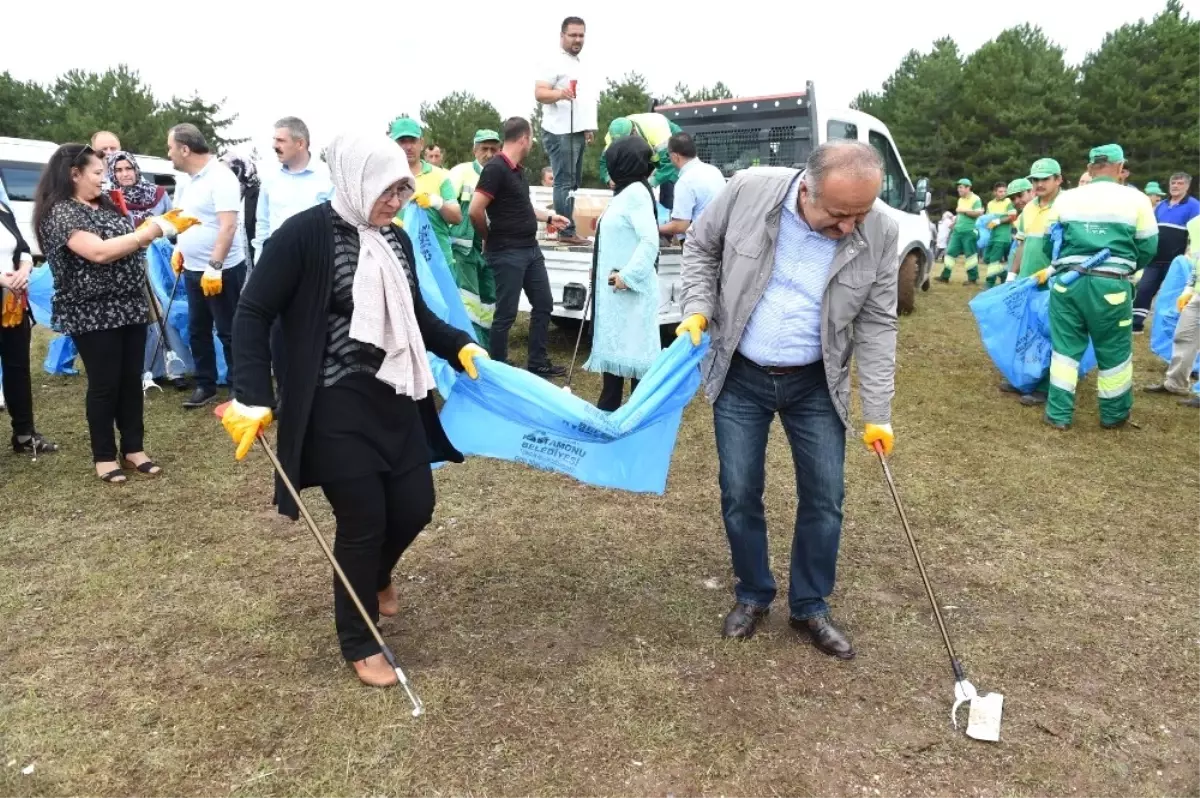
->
xmin=1150 ymin=255 xmax=1199 ymax=372
xmin=44 ymin=336 xmax=80 ymax=375
xmin=970 ymin=277 xmax=1095 ymax=393
xmin=27 ymin=263 xmax=80 ymax=375
xmin=975 ymin=213 xmax=1000 ymax=252
xmin=439 ymin=335 xmax=708 ymax=494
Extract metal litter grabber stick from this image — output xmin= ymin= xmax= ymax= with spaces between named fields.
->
xmin=563 ymin=277 xmax=593 ymax=393
xmin=214 ymin=403 xmax=424 ymax=716
xmin=872 ymin=440 xmax=1004 ymax=740
xmin=148 ymin=268 xmax=188 ymax=387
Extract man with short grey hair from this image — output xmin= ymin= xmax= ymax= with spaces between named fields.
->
xmin=1133 ymin=170 xmax=1200 ymax=333
xmin=253 ymin=116 xmax=332 ymax=256
xmin=678 ymin=140 xmax=900 ymax=657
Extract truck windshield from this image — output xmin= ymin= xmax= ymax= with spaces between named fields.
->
xmin=659 ymin=95 xmax=812 ymax=177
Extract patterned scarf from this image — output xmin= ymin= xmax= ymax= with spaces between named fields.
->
xmin=105 ymin=152 xmax=163 ymax=227
xmin=220 ymin=152 xmax=260 ymax=199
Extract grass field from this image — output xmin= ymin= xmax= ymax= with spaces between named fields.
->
xmin=1 ymin=264 xmax=1197 ymax=797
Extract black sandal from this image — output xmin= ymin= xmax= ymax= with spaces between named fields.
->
xmin=13 ymin=432 xmax=58 ymax=455
xmin=121 ymin=457 xmax=162 ymax=476
xmin=98 ymin=468 xmax=127 ymax=484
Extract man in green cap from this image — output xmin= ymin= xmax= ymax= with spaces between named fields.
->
xmin=600 ymin=112 xmax=682 ymax=207
xmin=983 ymin=182 xmax=1019 ymax=287
xmin=1033 ymin=144 xmax=1158 ymax=429
xmin=447 ymin=130 xmax=502 ymax=344
xmin=1144 ymin=181 xmax=1166 ymax=209
xmin=388 ymin=116 xmax=460 ymax=269
xmin=937 ymin=178 xmax=983 ymax=284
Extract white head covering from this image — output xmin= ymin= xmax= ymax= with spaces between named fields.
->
xmin=326 ymin=132 xmax=433 ymax=399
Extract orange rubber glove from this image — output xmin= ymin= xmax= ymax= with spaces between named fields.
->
xmin=1178 ymin=289 xmax=1194 ymax=313
xmin=675 ymin=313 xmax=707 ymax=346
xmin=170 ymin=249 xmax=184 ymax=275
xmin=863 ymin=423 xmax=895 ymax=456
xmin=221 ymin=400 xmax=274 ymax=460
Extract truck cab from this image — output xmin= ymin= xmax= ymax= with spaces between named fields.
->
xmin=655 ymin=81 xmax=933 ymax=312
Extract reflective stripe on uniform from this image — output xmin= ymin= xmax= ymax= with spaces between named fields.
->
xmin=1059 ymin=254 xmax=1136 ymax=268
xmin=1049 ymin=352 xmax=1080 ymax=393
xmin=985 ymin=262 xmax=1007 ymax=277
xmin=1097 ymin=356 xmax=1133 ymax=398
xmin=964 ymin=254 xmax=979 ymax=269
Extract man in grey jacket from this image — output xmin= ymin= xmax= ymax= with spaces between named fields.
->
xmin=677 ymin=141 xmax=899 ymax=658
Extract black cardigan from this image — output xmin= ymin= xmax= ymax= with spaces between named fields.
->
xmin=0 ymin=203 xmax=32 ymax=268
xmin=231 ymin=202 xmax=471 ymax=520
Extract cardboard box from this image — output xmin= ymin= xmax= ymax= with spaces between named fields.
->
xmin=572 ymin=193 xmax=610 ymax=240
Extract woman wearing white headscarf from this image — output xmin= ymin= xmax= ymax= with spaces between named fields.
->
xmin=224 ymin=132 xmax=487 ymax=687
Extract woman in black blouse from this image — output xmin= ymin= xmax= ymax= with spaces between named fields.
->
xmin=33 ymin=144 xmax=198 ymax=483
xmin=224 ymin=133 xmax=487 ymax=688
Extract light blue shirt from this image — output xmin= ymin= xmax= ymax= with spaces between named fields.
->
xmin=253 ymin=155 xmax=333 ymax=254
xmin=671 ymin=158 xmax=726 ymax=226
xmin=738 ymin=175 xmax=838 ymax=367
xmin=175 ymin=158 xmax=245 ymax=271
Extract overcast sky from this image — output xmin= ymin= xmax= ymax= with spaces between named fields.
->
xmin=6 ymin=0 xmax=1195 ymax=160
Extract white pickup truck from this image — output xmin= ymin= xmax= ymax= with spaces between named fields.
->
xmin=526 ymin=81 xmax=934 ymax=328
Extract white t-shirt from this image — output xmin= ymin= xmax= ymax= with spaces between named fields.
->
xmin=0 ymin=221 xmax=17 ymax=275
xmin=538 ymin=49 xmax=598 ymax=135
xmin=175 ymin=158 xmax=246 ymax=271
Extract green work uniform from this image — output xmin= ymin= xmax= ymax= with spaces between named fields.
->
xmin=599 ymin=113 xmax=683 ymax=188
xmin=941 ymin=192 xmax=983 ymax=283
xmin=1044 ymin=177 xmax=1159 ymax=427
xmin=983 ymin=197 xmax=1017 ymax=286
xmin=447 ymin=160 xmax=496 ymax=345
xmin=411 ymin=160 xmax=458 ymax=270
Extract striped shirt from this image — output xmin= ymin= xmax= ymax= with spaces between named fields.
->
xmin=738 ymin=175 xmax=839 ymax=367
xmin=1152 ymin=195 xmax=1200 ymax=265
xmin=1047 ymin=177 xmax=1158 ymax=273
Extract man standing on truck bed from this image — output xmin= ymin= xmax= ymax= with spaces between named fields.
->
xmin=936 ymin=178 xmax=983 ymax=285
xmin=534 ymin=16 xmax=596 ymax=247
xmin=469 ymin=117 xmax=572 ymax=378
xmin=600 ymin=113 xmax=682 ymax=210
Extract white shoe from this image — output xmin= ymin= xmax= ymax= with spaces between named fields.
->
xmin=0 ymin=388 xmax=6 ymax=411
xmin=141 ymin=371 xmax=161 ymax=392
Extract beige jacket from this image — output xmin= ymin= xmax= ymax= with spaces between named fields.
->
xmin=680 ymin=167 xmax=899 ymax=426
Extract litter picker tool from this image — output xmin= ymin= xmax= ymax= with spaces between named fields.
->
xmin=149 ymin=267 xmax=187 ymax=387
xmin=563 ymin=271 xmax=594 ymax=394
xmin=214 ymin=402 xmax=425 ymax=717
xmin=872 ymin=440 xmax=1004 ymax=741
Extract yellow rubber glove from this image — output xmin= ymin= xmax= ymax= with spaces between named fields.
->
xmin=458 ymin=343 xmax=489 ymax=380
xmin=170 ymin=249 xmax=184 ymax=275
xmin=863 ymin=423 xmax=895 ymax=456
xmin=200 ymin=266 xmax=223 ymax=297
xmin=1033 ymin=267 xmax=1054 ymax=286
xmin=1 ymin=291 xmax=23 ymax=327
xmin=986 ymin=220 xmax=999 ymax=230
xmin=149 ymin=208 xmax=201 ymax=238
xmin=413 ymin=192 xmax=443 ymax=211
xmin=221 ymin=400 xmax=274 ymax=460
xmin=675 ymin=313 xmax=707 ymax=346
xmin=1178 ymin=289 xmax=1194 ymax=313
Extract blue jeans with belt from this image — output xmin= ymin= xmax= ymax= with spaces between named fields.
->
xmin=713 ymin=354 xmax=846 ymax=620
xmin=542 ymin=130 xmax=585 ymax=237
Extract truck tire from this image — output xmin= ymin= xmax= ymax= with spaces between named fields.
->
xmin=898 ymin=250 xmax=919 ymax=316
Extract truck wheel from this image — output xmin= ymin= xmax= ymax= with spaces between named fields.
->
xmin=898 ymin=251 xmax=919 ymax=316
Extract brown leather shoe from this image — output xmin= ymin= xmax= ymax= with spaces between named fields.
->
xmin=790 ymin=614 xmax=855 ymax=660
xmin=556 ymin=234 xmax=591 ymax=247
xmin=378 ymin=584 xmax=398 ymax=617
xmin=352 ymin=653 xmax=398 ymax=687
xmin=722 ymin=602 xmax=769 ymax=639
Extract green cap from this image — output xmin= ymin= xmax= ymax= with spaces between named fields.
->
xmin=1144 ymin=181 xmax=1166 ymax=196
xmin=473 ymin=129 xmax=500 ymax=145
xmin=387 ymin=116 xmax=423 ymax=141
xmin=608 ymin=117 xmax=634 ymax=138
xmin=1028 ymin=158 xmax=1061 ymax=179
xmin=956 ymin=178 xmax=972 ymax=187
xmin=1005 ymin=178 xmax=1033 ymax=196
xmin=1089 ymin=143 xmax=1124 ymax=164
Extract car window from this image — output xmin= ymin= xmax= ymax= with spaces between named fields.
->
xmin=868 ymin=130 xmax=907 ymax=210
xmin=827 ymin=120 xmax=858 ymax=141
xmin=0 ymin=162 xmax=44 ymax=202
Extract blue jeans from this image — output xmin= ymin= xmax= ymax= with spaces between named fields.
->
xmin=543 ymin=130 xmax=585 ymax=236
xmin=713 ymin=355 xmax=846 ymax=619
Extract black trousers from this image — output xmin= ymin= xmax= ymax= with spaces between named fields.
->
xmin=598 ymin=373 xmax=639 ymax=412
xmin=73 ymin=324 xmax=146 ymax=462
xmin=184 ymin=262 xmax=246 ymax=391
xmin=0 ymin=316 xmax=35 ymax=439
xmin=1132 ymin=262 xmax=1169 ymax=330
xmin=485 ymin=246 xmax=554 ymax=368
xmin=320 ymin=464 xmax=436 ymax=661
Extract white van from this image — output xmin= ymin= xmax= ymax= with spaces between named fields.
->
xmin=0 ymin=137 xmax=180 ymax=259
xmin=532 ymin=82 xmax=935 ymax=330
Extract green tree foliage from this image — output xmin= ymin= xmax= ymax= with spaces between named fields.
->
xmin=579 ymin=72 xmax=654 ymax=186
xmin=419 ymin=91 xmax=504 ymax=169
xmin=665 ymin=81 xmax=734 ymax=104
xmin=0 ymin=65 xmax=242 ymax=155
xmin=1076 ymin=0 xmax=1199 ymax=188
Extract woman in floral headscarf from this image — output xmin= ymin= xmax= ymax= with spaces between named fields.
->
xmin=220 ymin=152 xmax=261 ymax=267
xmin=106 ymin=152 xmax=172 ymax=226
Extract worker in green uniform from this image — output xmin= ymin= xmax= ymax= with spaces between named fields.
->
xmin=1035 ymin=144 xmax=1158 ymax=430
xmin=936 ymin=178 xmax=983 ymax=284
xmin=447 ymin=129 xmax=501 ymax=345
xmin=983 ymin=182 xmax=1018 ymax=287
xmin=599 ymin=113 xmax=682 ymax=208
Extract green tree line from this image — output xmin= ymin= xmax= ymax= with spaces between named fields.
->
xmin=0 ymin=65 xmax=242 ymax=155
xmin=853 ymin=1 xmax=1197 ymax=210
